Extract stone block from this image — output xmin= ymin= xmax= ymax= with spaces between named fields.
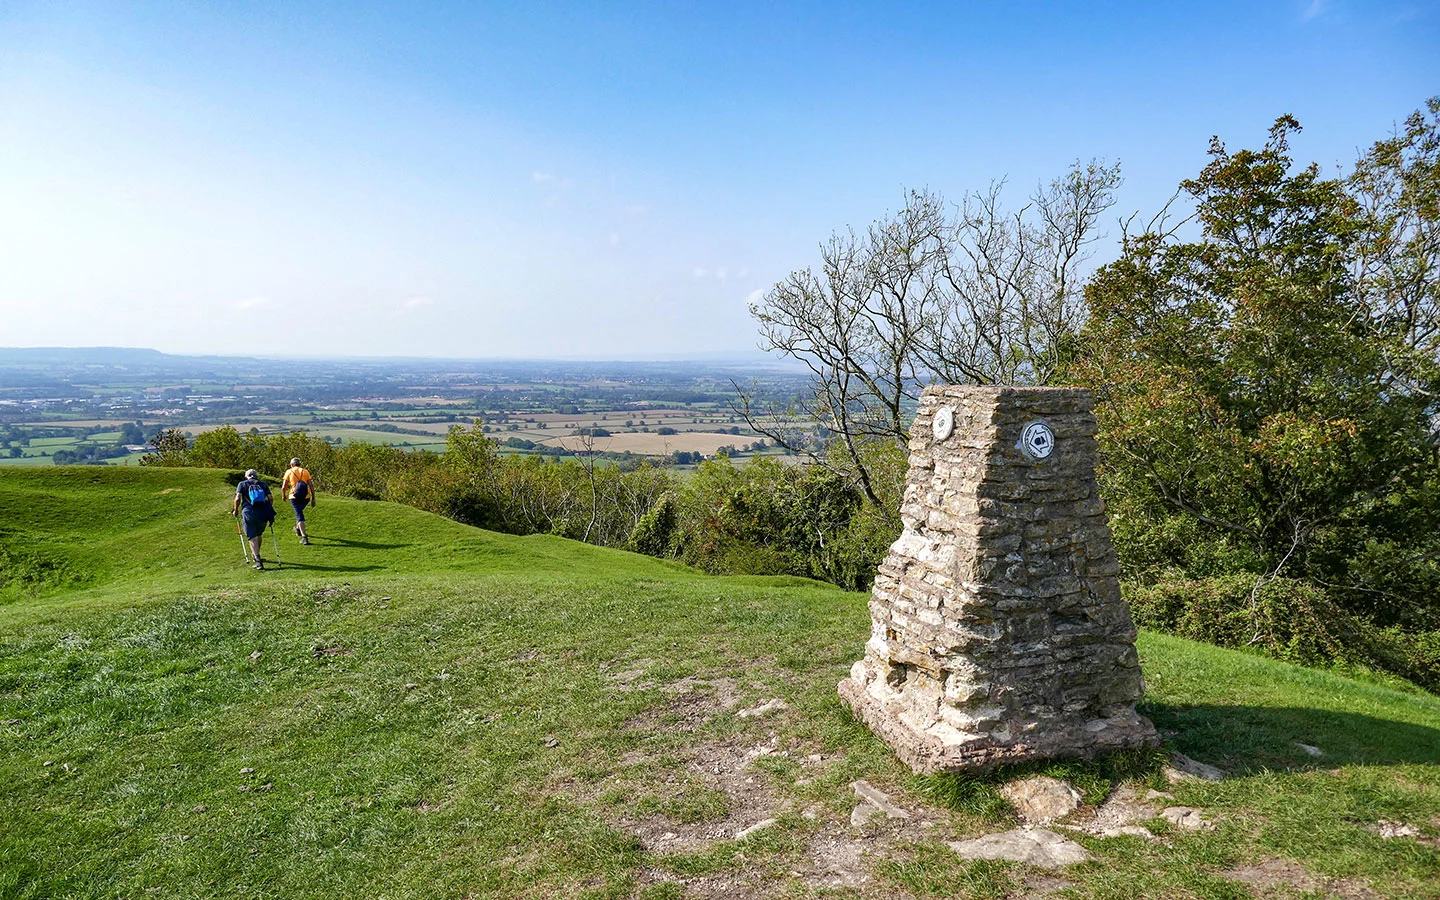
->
xmin=838 ymin=386 xmax=1158 ymax=773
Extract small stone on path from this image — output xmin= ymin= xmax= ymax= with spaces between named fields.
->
xmin=1375 ymin=820 xmax=1419 ymax=838
xmin=948 ymin=827 xmax=1092 ymax=868
xmin=1371 ymin=819 xmax=1438 ymax=846
xmin=1001 ymin=775 xmax=1082 ymax=824
xmin=1162 ymin=806 xmax=1215 ymax=831
xmin=1066 ymin=783 xmax=1159 ymax=839
xmin=850 ymin=802 xmax=881 ymax=828
xmin=1164 ymin=752 xmax=1225 ymax=783
xmin=850 ymin=780 xmax=910 ymax=819
xmin=735 ymin=818 xmax=778 ymax=840
xmin=1097 ymin=824 xmax=1156 ymax=839
xmin=737 ymin=698 xmax=788 ymax=718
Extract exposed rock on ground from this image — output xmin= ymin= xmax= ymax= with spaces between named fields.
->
xmin=850 ymin=780 xmax=910 ymax=820
xmin=1371 ymin=819 xmax=1440 ymax=847
xmin=1001 ymin=775 xmax=1082 ymax=824
xmin=596 ymin=678 xmax=953 ymax=894
xmin=850 ymin=802 xmax=881 ymax=828
xmin=1164 ymin=751 xmax=1226 ymax=783
xmin=948 ymin=827 xmax=1093 ymax=868
xmin=1062 ymin=783 xmax=1162 ymax=839
xmin=734 ymin=817 xmax=778 ymax=840
xmin=1162 ymin=806 xmax=1215 ymax=831
xmin=737 ymin=698 xmax=788 ymax=718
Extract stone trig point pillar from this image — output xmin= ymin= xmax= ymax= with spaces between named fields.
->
xmin=838 ymin=386 xmax=1158 ymax=773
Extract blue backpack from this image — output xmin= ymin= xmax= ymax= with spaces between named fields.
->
xmin=241 ymin=479 xmax=274 ymax=516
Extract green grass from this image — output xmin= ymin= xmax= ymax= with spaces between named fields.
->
xmin=2 ymin=466 xmax=1438 ymax=899
xmin=0 ymin=455 xmax=72 ymax=467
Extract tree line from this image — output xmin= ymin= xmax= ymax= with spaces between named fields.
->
xmin=144 ymin=422 xmax=893 ymax=591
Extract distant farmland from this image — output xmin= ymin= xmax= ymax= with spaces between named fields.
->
xmin=540 ymin=431 xmax=755 ymax=455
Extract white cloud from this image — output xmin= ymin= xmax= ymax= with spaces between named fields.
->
xmin=531 ymin=171 xmax=573 ymax=189
xmin=745 ymin=288 xmax=766 ymax=307
xmin=231 ymin=296 xmax=271 ymax=311
xmin=623 ymin=203 xmax=649 ymax=215
xmin=609 ymin=232 xmax=622 ymax=247
xmin=693 ymin=267 xmax=708 ymax=279
xmin=396 ymin=296 xmax=434 ymax=316
xmin=1301 ymin=0 xmax=1326 ymax=21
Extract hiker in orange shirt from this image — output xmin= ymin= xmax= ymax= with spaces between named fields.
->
xmin=281 ymin=458 xmax=316 ymax=545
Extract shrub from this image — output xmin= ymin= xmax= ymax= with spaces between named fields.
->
xmin=1127 ymin=574 xmax=1352 ymax=668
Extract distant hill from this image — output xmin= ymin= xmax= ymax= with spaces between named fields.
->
xmin=0 ymin=346 xmax=800 ymax=370
xmin=0 ymin=346 xmax=175 ymax=365
xmin=1 ymin=465 xmax=1437 ymax=898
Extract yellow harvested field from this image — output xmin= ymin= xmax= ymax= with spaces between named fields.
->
xmin=383 ymin=396 xmax=473 ymax=406
xmin=541 ymin=431 xmax=752 ymax=455
xmin=520 ymin=409 xmax=718 ymax=424
xmin=330 ymin=420 xmax=461 ymax=434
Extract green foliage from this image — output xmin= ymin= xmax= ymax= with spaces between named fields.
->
xmin=131 ymin=416 xmax=898 ymax=592
xmin=1081 ymin=100 xmax=1440 ymax=684
xmin=140 ymin=428 xmax=190 ymax=466
xmin=628 ymin=492 xmax=679 ymax=557
xmin=1126 ymin=575 xmax=1351 ymax=668
xmin=672 ymin=456 xmax=892 ymax=588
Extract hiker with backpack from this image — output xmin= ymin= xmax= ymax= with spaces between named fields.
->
xmin=281 ymin=457 xmax=315 ymax=545
xmin=232 ymin=469 xmax=277 ymax=569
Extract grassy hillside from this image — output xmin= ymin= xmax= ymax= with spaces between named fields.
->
xmin=2 ymin=467 xmax=1438 ymax=899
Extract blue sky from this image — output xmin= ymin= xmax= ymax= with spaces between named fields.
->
xmin=1 ymin=1 xmax=1436 ymax=359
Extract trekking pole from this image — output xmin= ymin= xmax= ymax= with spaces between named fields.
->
xmin=271 ymin=522 xmax=283 ymax=569
xmin=237 ymin=515 xmax=251 ymax=564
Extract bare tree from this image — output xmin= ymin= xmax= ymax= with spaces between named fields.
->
xmin=930 ymin=160 xmax=1122 ymax=385
xmin=736 ymin=160 xmax=1121 ymax=505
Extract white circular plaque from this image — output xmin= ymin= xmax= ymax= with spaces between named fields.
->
xmin=1018 ymin=421 xmax=1055 ymax=460
xmin=932 ymin=406 xmax=955 ymax=442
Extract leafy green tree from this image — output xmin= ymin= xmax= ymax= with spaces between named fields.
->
xmin=1079 ymin=103 xmax=1440 ymax=666
xmin=141 ymin=428 xmax=191 ymax=466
